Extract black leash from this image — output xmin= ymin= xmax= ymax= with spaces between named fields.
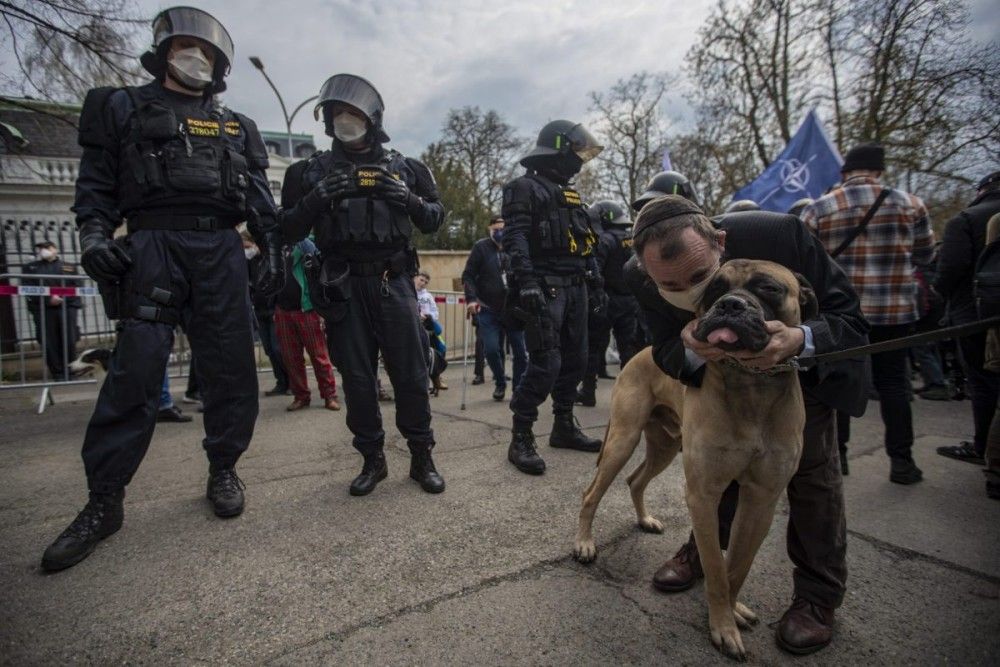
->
xmin=797 ymin=316 xmax=1000 ymax=367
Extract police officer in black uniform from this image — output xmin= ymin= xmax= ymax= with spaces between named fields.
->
xmin=502 ymin=120 xmax=606 ymax=475
xmin=41 ymin=7 xmax=284 ymax=572
xmin=576 ymin=201 xmax=640 ymax=407
xmin=23 ymin=241 xmax=82 ymax=380
xmin=281 ymin=74 xmax=446 ymax=496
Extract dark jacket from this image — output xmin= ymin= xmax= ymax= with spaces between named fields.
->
xmin=595 ymin=227 xmax=633 ymax=295
xmin=933 ymin=191 xmax=1000 ymax=325
xmin=248 ymin=254 xmax=276 ymax=318
xmin=462 ymin=236 xmax=508 ymax=312
xmin=22 ymin=258 xmax=83 ymax=314
xmin=625 ymin=210 xmax=870 ymax=417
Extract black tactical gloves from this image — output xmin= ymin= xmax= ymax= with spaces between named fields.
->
xmin=79 ymin=221 xmax=132 ymax=282
xmin=519 ymin=282 xmax=546 ymax=315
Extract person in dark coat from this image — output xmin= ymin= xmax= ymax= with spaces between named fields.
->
xmin=628 ymin=195 xmax=868 ymax=656
xmin=933 ymin=171 xmax=1000 ymax=464
xmin=22 ymin=240 xmax=82 ymax=380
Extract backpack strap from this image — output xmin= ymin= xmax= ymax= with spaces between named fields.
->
xmin=830 ymin=188 xmax=892 ymax=258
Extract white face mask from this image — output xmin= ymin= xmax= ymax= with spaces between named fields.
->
xmin=244 ymin=248 xmax=259 ymax=260
xmin=655 ymin=260 xmax=720 ymax=312
xmin=38 ymin=248 xmax=56 ymax=261
xmin=167 ymin=46 xmax=214 ymax=90
xmin=333 ymin=112 xmax=368 ymax=143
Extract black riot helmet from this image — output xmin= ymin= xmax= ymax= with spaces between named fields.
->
xmin=725 ymin=199 xmax=760 ymax=213
xmin=140 ymin=6 xmax=234 ymax=93
xmin=519 ymin=120 xmax=603 ymax=176
xmin=314 ymin=73 xmax=390 ymax=144
xmin=590 ymin=200 xmax=631 ymax=234
xmin=632 ymin=171 xmax=699 ymax=212
xmin=787 ymin=197 xmax=814 ymax=217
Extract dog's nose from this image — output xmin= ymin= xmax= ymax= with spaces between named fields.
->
xmin=715 ymin=295 xmax=748 ymax=315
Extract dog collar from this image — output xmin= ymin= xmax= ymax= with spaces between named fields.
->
xmin=720 ymin=356 xmax=800 ymax=376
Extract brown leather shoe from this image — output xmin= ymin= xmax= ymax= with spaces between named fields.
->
xmin=325 ymin=397 xmax=341 ymax=411
xmin=286 ymin=398 xmax=310 ymax=412
xmin=652 ymin=539 xmax=703 ymax=592
xmin=776 ymin=597 xmax=835 ymax=655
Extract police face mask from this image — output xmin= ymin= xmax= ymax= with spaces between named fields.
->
xmin=167 ymin=47 xmax=214 ymax=91
xmin=333 ymin=113 xmax=368 ymax=143
xmin=38 ymin=248 xmax=56 ymax=261
xmin=656 ymin=259 xmax=720 ymax=312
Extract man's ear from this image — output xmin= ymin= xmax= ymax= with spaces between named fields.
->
xmin=795 ymin=272 xmax=819 ymax=321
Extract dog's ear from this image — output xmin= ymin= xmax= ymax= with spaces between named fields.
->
xmin=795 ymin=273 xmax=819 ymax=322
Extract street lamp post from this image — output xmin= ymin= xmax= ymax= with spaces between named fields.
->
xmin=249 ymin=56 xmax=318 ymax=159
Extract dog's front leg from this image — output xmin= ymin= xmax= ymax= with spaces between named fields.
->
xmin=687 ymin=488 xmax=747 ymax=661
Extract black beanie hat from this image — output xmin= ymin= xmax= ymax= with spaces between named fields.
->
xmin=978 ymin=171 xmax=1000 ymax=191
xmin=632 ymin=194 xmax=707 ymax=239
xmin=841 ymin=143 xmax=885 ymax=173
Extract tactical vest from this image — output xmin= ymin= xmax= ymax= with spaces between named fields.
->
xmin=303 ymin=149 xmax=415 ymax=251
xmin=527 ymin=175 xmax=596 ymax=259
xmin=603 ymin=227 xmax=635 ymax=294
xmin=116 ymin=86 xmax=251 ymax=217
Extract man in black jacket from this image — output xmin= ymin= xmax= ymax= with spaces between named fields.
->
xmin=462 ymin=216 xmax=527 ymax=402
xmin=934 ymin=171 xmax=1000 ymax=465
xmin=281 ymin=73 xmax=445 ymax=496
xmin=22 ymin=240 xmax=82 ymax=380
xmin=243 ymin=231 xmax=289 ymax=396
xmin=628 ymin=195 xmax=868 ymax=655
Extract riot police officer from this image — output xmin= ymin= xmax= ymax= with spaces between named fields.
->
xmin=576 ymin=201 xmax=640 ymax=407
xmin=502 ymin=120 xmax=606 ymax=475
xmin=281 ymin=74 xmax=445 ymax=496
xmin=41 ymin=7 xmax=284 ymax=572
xmin=631 ymin=170 xmax=700 ymax=213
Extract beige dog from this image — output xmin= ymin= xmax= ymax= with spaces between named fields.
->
xmin=573 ymin=259 xmax=817 ymax=660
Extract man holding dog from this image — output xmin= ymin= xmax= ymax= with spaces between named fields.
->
xmin=625 ymin=195 xmax=869 ymax=655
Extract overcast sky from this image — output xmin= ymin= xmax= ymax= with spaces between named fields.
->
xmin=130 ymin=0 xmax=715 ymax=156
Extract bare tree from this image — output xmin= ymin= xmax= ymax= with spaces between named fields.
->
xmin=588 ymin=72 xmax=675 ymax=208
xmin=1 ymin=0 xmax=146 ymax=105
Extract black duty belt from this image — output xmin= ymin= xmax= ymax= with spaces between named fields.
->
xmin=541 ymin=274 xmax=585 ymax=288
xmin=347 ymin=250 xmax=410 ymax=277
xmin=127 ymin=215 xmax=241 ymax=232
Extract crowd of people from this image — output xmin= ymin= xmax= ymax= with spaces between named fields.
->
xmin=25 ymin=4 xmax=1000 ymax=657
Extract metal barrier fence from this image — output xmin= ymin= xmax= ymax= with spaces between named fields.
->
xmin=0 ymin=268 xmax=474 ymax=412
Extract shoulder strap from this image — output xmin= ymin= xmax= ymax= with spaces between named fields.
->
xmin=830 ymin=188 xmax=892 ymax=258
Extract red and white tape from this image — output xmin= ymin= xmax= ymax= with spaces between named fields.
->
xmin=0 ymin=285 xmax=100 ymax=297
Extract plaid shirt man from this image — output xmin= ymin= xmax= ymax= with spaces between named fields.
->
xmin=801 ymin=175 xmax=935 ymax=326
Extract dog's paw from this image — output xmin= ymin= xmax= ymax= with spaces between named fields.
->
xmin=710 ymin=623 xmax=748 ymax=662
xmin=572 ymin=540 xmax=596 ymax=564
xmin=637 ymin=515 xmax=664 ymax=533
xmin=733 ymin=601 xmax=758 ymax=628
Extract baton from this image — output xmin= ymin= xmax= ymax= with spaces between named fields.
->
xmin=461 ymin=310 xmax=472 ymax=410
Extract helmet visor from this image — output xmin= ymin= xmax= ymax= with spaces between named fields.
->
xmin=314 ymin=74 xmax=384 ymax=124
xmin=152 ymin=7 xmax=234 ymax=68
xmin=566 ymin=124 xmax=603 ymax=162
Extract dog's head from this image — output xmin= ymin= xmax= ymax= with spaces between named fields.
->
xmin=69 ymin=348 xmax=112 ymax=379
xmin=693 ymin=259 xmax=818 ymax=353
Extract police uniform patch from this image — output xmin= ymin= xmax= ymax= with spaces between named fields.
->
xmin=562 ymin=188 xmax=582 ymax=207
xmin=186 ymin=118 xmax=220 ymax=137
xmin=224 ymin=121 xmax=241 ymax=136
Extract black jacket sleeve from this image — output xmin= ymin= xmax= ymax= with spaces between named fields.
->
xmin=72 ymin=88 xmax=130 ymax=232
xmin=235 ymin=112 xmax=279 ymax=237
xmin=404 ymin=157 xmax=445 ymax=234
xmin=933 ymin=212 xmax=973 ymax=302
xmin=501 ymin=176 xmax=538 ymax=287
xmin=462 ymin=240 xmax=484 ymax=303
xmin=279 ymin=159 xmax=315 ymax=244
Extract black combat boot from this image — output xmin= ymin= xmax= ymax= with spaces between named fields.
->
xmin=550 ymin=413 xmax=601 ymax=452
xmin=575 ymin=377 xmax=597 ymax=407
xmin=207 ymin=466 xmax=245 ymax=517
xmin=349 ymin=449 xmax=388 ymax=496
xmin=408 ymin=442 xmax=445 ymax=493
xmin=42 ymin=490 xmax=124 ymax=572
xmin=508 ymin=427 xmax=546 ymax=475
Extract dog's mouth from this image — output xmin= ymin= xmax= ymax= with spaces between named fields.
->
xmin=694 ymin=305 xmax=769 ymax=353
xmin=68 ymin=364 xmax=94 ymax=378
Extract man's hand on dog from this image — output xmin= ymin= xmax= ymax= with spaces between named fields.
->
xmin=683 ymin=319 xmax=804 ymax=369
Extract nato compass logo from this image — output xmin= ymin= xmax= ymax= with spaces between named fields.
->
xmin=760 ymin=154 xmax=817 ymax=205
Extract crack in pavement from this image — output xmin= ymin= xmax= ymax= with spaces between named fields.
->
xmin=260 ymin=526 xmax=639 ymax=664
xmin=846 ymin=529 xmax=1000 ymax=585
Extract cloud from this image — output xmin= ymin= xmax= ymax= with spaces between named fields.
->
xmin=131 ymin=0 xmax=712 ymax=156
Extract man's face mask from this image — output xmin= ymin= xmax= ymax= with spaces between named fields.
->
xmin=38 ymin=248 xmax=56 ymax=261
xmin=333 ymin=112 xmax=368 ymax=143
xmin=244 ymin=247 xmax=259 ymax=260
xmin=490 ymin=228 xmax=504 ymax=243
xmin=656 ymin=259 xmax=720 ymax=312
xmin=167 ymin=46 xmax=213 ymax=90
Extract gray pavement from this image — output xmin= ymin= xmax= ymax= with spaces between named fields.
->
xmin=1 ymin=371 xmax=998 ymax=665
